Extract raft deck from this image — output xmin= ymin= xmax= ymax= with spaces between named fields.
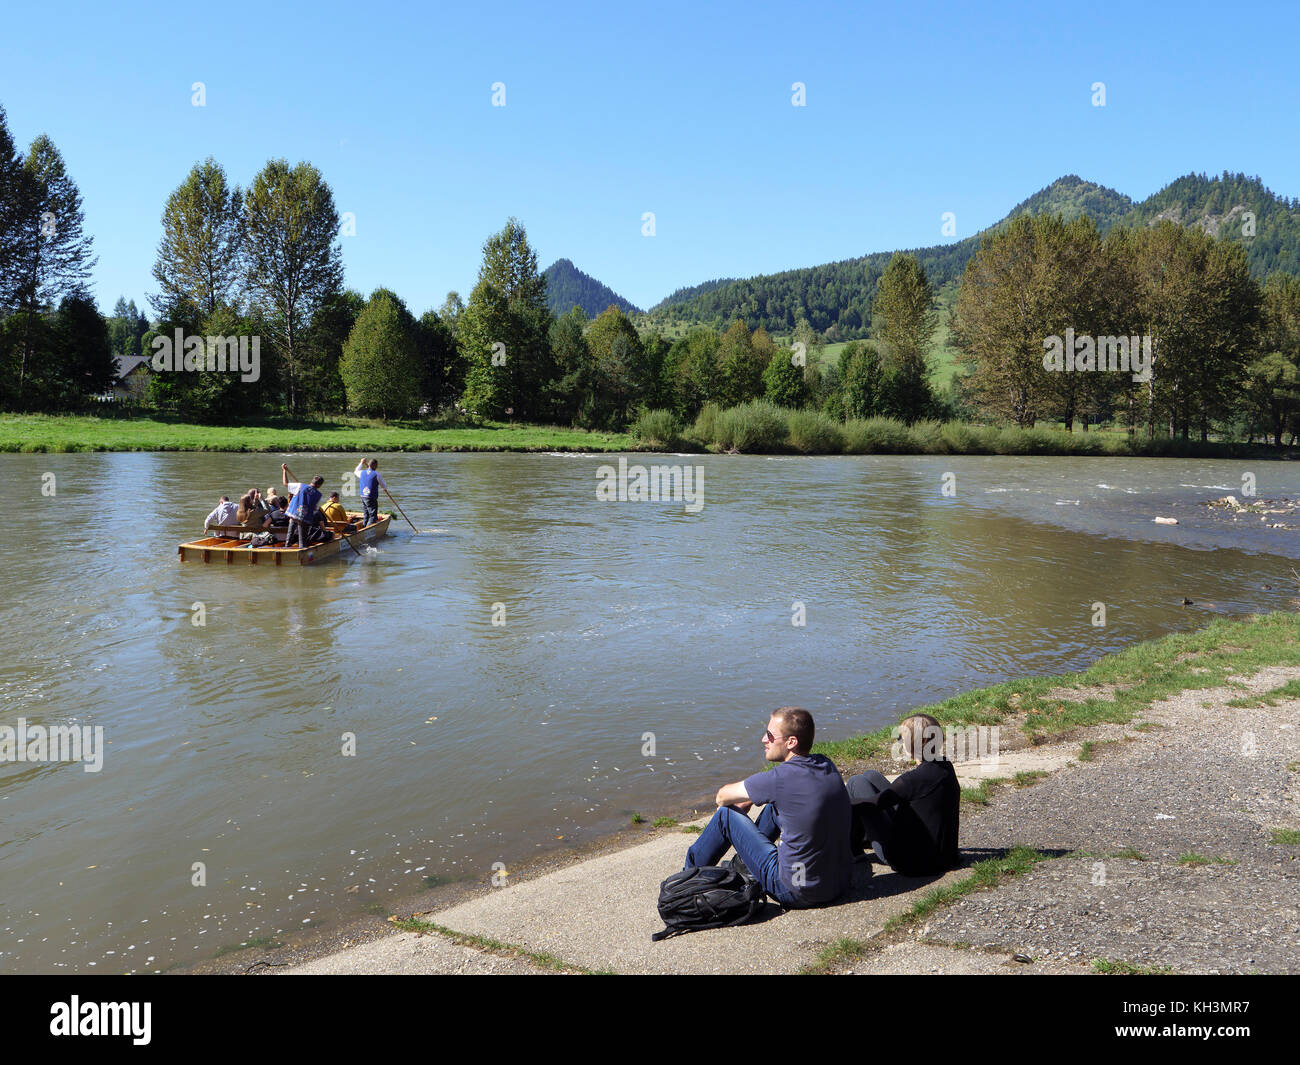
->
xmin=178 ymin=513 xmax=391 ymax=565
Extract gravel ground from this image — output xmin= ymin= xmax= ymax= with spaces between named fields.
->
xmin=906 ymin=666 xmax=1300 ymax=974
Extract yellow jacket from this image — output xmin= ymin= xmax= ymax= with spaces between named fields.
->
xmin=320 ymin=499 xmax=349 ymax=523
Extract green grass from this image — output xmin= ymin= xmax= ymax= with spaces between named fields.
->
xmin=814 ymin=612 xmax=1300 ymax=772
xmin=1111 ymin=847 xmax=1147 ymax=862
xmin=1177 ymin=852 xmax=1237 ymax=867
xmin=1012 ymin=770 xmax=1048 ymax=787
xmin=1287 ymin=761 xmax=1300 ymax=773
xmin=1226 ymin=678 xmax=1300 ymax=708
xmin=1132 ymin=721 xmax=1164 ymax=732
xmin=8 ymin=409 xmax=1288 ymax=458
xmin=1093 ymin=958 xmax=1176 ymax=975
xmin=630 ymin=812 xmax=645 ymax=824
xmin=390 ymin=917 xmax=611 ymax=974
xmin=1269 ymin=828 xmax=1300 ymax=845
xmin=0 ymin=412 xmax=633 ymax=453
xmin=1078 ymin=739 xmax=1121 ymax=762
xmin=652 ymin=816 xmax=678 ymax=828
xmin=960 ymin=779 xmax=1007 ymax=805
xmin=680 ymin=824 xmax=702 ymax=834
xmin=802 ymin=846 xmax=1051 ymax=974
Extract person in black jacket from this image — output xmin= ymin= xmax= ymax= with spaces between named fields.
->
xmin=845 ymin=713 xmax=960 ymax=875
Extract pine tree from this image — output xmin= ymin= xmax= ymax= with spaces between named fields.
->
xmin=456 ymin=219 xmax=553 ymax=419
xmin=11 ymin=134 xmax=97 ymax=403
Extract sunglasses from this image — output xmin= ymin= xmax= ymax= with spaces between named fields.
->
xmin=763 ymin=729 xmax=784 ymax=743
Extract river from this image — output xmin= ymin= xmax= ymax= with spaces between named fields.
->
xmin=1 ymin=451 xmax=1296 ymax=972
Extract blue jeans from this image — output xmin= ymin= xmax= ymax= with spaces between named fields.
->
xmin=685 ymin=805 xmax=803 ymax=908
xmin=362 ymin=497 xmax=379 ymax=527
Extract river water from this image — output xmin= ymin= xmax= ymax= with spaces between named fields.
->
xmin=1 ymin=451 xmax=1296 ymax=972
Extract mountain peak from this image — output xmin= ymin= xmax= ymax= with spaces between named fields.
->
xmin=543 ymin=259 xmax=641 ymax=318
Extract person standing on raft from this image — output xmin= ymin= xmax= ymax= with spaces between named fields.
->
xmin=354 ymin=457 xmax=388 ymax=528
xmin=282 ymin=464 xmax=326 ymax=549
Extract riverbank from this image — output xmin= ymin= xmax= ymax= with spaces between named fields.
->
xmin=0 ymin=413 xmax=632 ymax=453
xmin=186 ymin=609 xmax=1300 ymax=975
xmin=3 ymin=411 xmax=1296 ymax=458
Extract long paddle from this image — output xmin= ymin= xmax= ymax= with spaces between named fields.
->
xmin=340 ymin=527 xmax=365 ymax=558
xmin=383 ymin=486 xmax=419 ymax=534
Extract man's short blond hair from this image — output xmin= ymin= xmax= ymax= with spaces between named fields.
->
xmin=897 ymin=713 xmax=943 ymax=761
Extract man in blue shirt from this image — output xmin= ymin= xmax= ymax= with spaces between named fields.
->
xmin=354 ymin=457 xmax=387 ymax=527
xmin=684 ymin=707 xmax=853 ymax=909
xmin=284 ymin=473 xmax=325 ymax=549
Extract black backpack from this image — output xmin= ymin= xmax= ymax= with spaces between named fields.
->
xmin=651 ymin=862 xmax=766 ymax=941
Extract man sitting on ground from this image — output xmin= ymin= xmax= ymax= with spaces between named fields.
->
xmin=844 ymin=713 xmax=960 ymax=876
xmin=683 ymin=707 xmax=853 ymax=909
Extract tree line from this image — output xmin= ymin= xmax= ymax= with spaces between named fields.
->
xmin=2 ymin=97 xmax=1297 ymax=445
xmin=953 ymin=213 xmax=1300 ymax=444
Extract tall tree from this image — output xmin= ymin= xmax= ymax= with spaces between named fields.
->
xmin=953 ymin=214 xmax=1104 ymax=428
xmin=339 ymin=288 xmax=421 ymax=419
xmin=243 ymin=159 xmax=343 ymax=415
xmin=0 ymin=104 xmax=34 ymax=314
xmin=416 ymin=308 xmax=459 ymax=413
xmin=715 ymin=318 xmax=765 ymax=407
xmin=151 ymin=157 xmax=244 ymax=321
xmin=11 ymin=134 xmax=96 ymax=402
xmin=108 ymin=296 xmax=133 ymax=357
xmin=457 ymin=218 xmax=553 ymax=418
xmin=1244 ymin=273 xmax=1300 ymax=444
xmin=871 ymin=253 xmax=937 ymax=424
xmin=662 ymin=327 xmax=720 ymax=418
xmin=546 ymin=306 xmax=592 ymax=425
xmin=1114 ymin=221 xmax=1260 ymax=439
xmin=302 ymin=288 xmax=364 ymax=412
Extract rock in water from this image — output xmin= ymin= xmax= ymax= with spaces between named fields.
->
xmin=1153 ymin=516 xmax=1178 ymax=525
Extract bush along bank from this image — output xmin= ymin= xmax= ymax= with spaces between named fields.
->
xmin=631 ymin=404 xmax=1299 ymax=459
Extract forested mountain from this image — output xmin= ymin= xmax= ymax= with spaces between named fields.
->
xmin=649 ymin=276 xmax=739 ymax=311
xmin=639 ymin=173 xmax=1300 ymax=339
xmin=1117 ymin=173 xmax=1300 ymax=278
xmin=543 ymin=258 xmax=641 ymax=318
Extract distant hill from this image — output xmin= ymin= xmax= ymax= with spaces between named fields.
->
xmin=649 ymin=276 xmax=739 ymax=312
xmin=639 ymin=173 xmax=1300 ymax=340
xmin=543 ymin=259 xmax=641 ymax=318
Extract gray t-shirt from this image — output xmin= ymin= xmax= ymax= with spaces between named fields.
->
xmin=744 ymin=754 xmax=852 ymax=904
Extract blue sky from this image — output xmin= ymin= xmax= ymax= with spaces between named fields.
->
xmin=3 ymin=0 xmax=1298 ymax=315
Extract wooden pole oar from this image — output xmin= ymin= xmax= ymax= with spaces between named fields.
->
xmin=383 ymin=486 xmax=419 ymax=534
xmin=340 ymin=527 xmax=365 ymax=558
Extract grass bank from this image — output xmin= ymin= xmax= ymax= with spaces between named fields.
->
xmin=0 ymin=413 xmax=632 ymax=453
xmin=4 ymin=409 xmax=1295 ymax=458
xmin=812 ymin=609 xmax=1300 ymax=766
